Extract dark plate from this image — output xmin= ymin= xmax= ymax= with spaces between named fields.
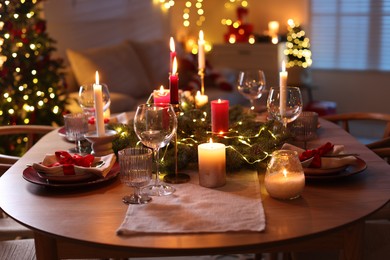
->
xmin=304 ymin=157 xmax=367 ymax=180
xmin=58 ymin=126 xmax=66 ymax=137
xmin=304 ymin=165 xmax=348 ymax=176
xmin=23 ymin=162 xmax=120 ymax=188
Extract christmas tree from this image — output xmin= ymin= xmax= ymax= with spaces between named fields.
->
xmin=284 ymin=19 xmax=312 ymax=68
xmin=0 ymin=0 xmax=67 ymax=155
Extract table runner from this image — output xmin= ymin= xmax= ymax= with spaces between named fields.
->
xmin=117 ymin=170 xmax=265 ymax=235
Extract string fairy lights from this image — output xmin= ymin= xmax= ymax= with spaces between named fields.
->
xmin=182 ymin=0 xmax=205 ymax=28
xmin=109 ymin=101 xmax=290 ymax=172
xmin=153 ymin=0 xmax=175 ymax=11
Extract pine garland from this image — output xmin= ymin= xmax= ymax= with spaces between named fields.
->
xmin=108 ymin=104 xmax=291 ymax=173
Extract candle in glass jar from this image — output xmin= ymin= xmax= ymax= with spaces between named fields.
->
xmin=198 ymin=138 xmax=226 ymax=188
xmin=93 ymin=71 xmax=105 ymax=137
xmin=154 ymin=85 xmax=170 ymax=104
xmin=169 ymin=57 xmax=179 ymax=105
xmin=264 ymin=169 xmax=305 ymax=200
xmin=279 ymin=61 xmax=288 ymax=116
xmin=195 ymin=90 xmax=208 ymax=108
xmin=211 ymin=99 xmax=229 ymax=134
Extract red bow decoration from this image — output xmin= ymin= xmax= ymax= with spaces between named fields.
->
xmin=299 ymin=142 xmax=334 ymax=168
xmin=49 ymin=151 xmax=95 ymax=175
xmin=88 ymin=116 xmax=110 ymax=125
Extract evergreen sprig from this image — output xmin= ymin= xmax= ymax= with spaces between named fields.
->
xmin=109 ymin=105 xmax=291 ymax=172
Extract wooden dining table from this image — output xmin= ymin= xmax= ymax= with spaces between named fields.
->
xmin=0 ymin=119 xmax=390 ymax=260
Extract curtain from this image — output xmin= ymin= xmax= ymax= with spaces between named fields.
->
xmin=310 ymin=0 xmax=390 ymax=71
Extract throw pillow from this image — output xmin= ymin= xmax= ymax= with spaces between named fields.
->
xmin=128 ymin=39 xmax=170 ymax=89
xmin=66 ymin=41 xmax=153 ymax=99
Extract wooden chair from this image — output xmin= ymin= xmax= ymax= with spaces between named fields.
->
xmin=366 ymin=137 xmax=390 ymax=162
xmin=0 ymin=125 xmax=56 ymax=242
xmin=322 ymin=112 xmax=390 ymax=224
xmin=321 ymin=112 xmax=390 ymax=140
xmin=0 ymin=125 xmax=56 ymax=175
xmin=322 ymin=112 xmax=390 ymax=161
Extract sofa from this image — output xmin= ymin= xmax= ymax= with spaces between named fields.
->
xmin=64 ymin=39 xmax=248 ymax=115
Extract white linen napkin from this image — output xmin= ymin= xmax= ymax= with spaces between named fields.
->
xmin=32 ymin=153 xmax=116 ymax=178
xmin=109 ymin=111 xmax=135 ymax=124
xmin=281 ymin=143 xmax=358 ymax=169
xmin=117 ymin=170 xmax=265 ymax=235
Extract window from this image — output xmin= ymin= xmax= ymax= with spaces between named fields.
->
xmin=310 ymin=0 xmax=390 ymax=71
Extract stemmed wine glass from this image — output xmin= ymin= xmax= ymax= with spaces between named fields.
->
xmin=237 ymin=70 xmax=267 ymax=112
xmin=134 ymin=103 xmax=178 ymax=196
xmin=78 ymin=83 xmax=111 ymax=119
xmin=267 ymin=86 xmax=303 ymax=127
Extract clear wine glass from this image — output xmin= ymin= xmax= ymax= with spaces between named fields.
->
xmin=267 ymin=86 xmax=303 ymax=127
xmin=78 ymin=83 xmax=111 ymax=119
xmin=133 ymin=103 xmax=177 ymax=196
xmin=118 ymin=147 xmax=153 ymax=204
xmin=237 ymin=69 xmax=267 ymax=112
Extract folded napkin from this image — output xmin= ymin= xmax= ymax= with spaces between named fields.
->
xmin=282 ymin=143 xmax=358 ymax=169
xmin=32 ymin=151 xmax=116 ymax=178
xmin=117 ymin=171 xmax=265 ymax=235
xmin=108 ymin=112 xmax=134 ymax=124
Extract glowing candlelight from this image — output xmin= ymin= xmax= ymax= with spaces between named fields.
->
xmin=198 ymin=30 xmax=205 ymax=70
xmin=268 ymin=21 xmax=279 ymax=36
xmin=93 ymin=71 xmax=105 ymax=137
xmin=153 ymin=85 xmax=170 ymax=104
xmin=279 ymin=61 xmax=288 ymax=116
xmin=170 ymin=37 xmax=176 ymax=73
xmin=195 ymin=90 xmax=208 ymax=108
xmin=264 ymin=150 xmax=305 ymax=200
xmin=169 ymin=57 xmax=179 ymax=104
xmin=198 ymin=138 xmax=226 ymax=188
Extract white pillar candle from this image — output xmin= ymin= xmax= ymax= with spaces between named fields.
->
xmin=264 ymin=170 xmax=305 ymax=200
xmin=198 ymin=139 xmax=226 ymax=188
xmin=195 ymin=90 xmax=208 ymax=108
xmin=279 ymin=61 xmax=288 ymax=116
xmin=198 ymin=30 xmax=205 ymax=70
xmin=93 ymin=71 xmax=105 ymax=137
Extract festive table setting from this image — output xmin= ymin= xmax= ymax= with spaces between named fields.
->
xmin=16 ymin=34 xmax=375 ymax=230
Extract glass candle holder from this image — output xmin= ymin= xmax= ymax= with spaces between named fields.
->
xmin=265 ymin=150 xmax=305 ymax=200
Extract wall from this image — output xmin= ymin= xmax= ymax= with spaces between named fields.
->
xmin=312 ymin=70 xmax=390 ymax=114
xmin=43 ymin=0 xmax=170 ymax=62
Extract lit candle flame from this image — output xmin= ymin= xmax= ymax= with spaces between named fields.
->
xmin=159 ymin=85 xmax=165 ymax=94
xmin=282 ymin=60 xmax=286 ymax=72
xmin=170 ymin=37 xmax=175 ymax=52
xmin=218 ymin=99 xmax=222 ymax=103
xmin=95 ymin=71 xmax=100 ymax=85
xmin=282 ymin=168 xmax=288 ymax=177
xmin=172 ymin=57 xmax=178 ymax=74
xmin=209 ymin=138 xmax=213 ymax=143
xmin=199 ymin=30 xmax=204 ymax=42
